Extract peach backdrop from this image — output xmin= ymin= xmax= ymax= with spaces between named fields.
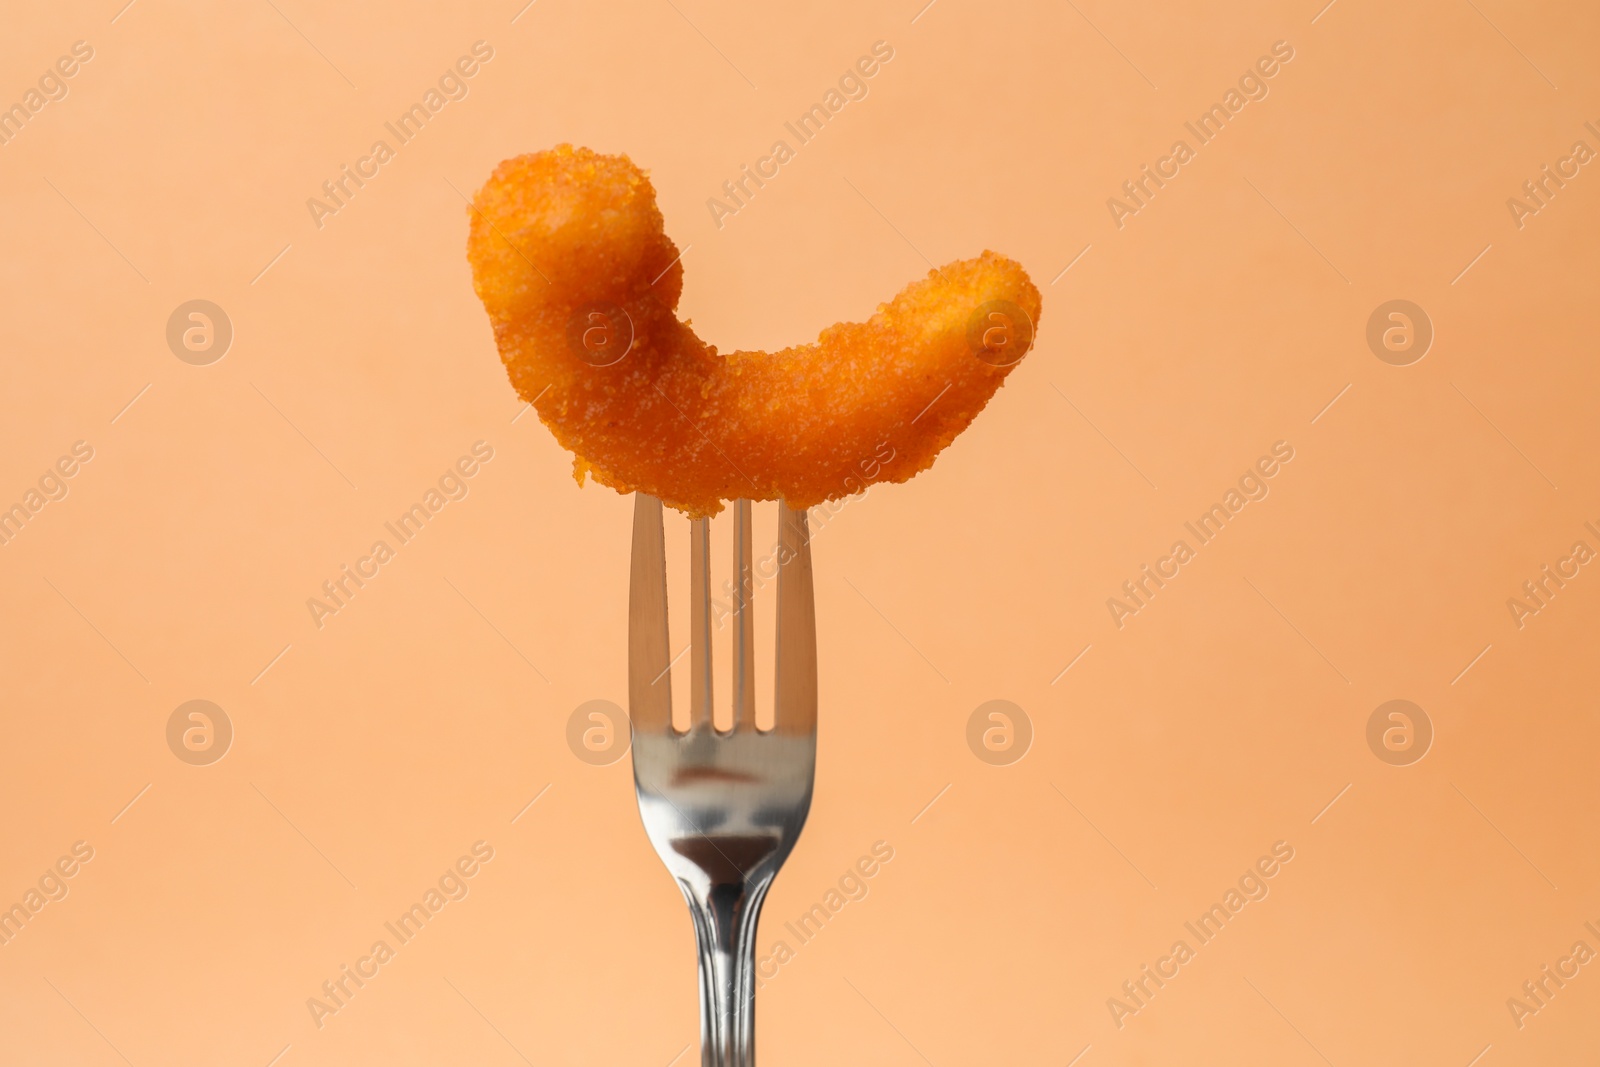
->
xmin=1 ymin=0 xmax=1597 ymax=1063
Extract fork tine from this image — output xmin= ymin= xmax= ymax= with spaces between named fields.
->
xmin=688 ymin=516 xmax=714 ymax=730
xmin=628 ymin=493 xmax=673 ymax=733
xmin=731 ymin=498 xmax=755 ymax=730
xmin=773 ymin=503 xmax=817 ymax=734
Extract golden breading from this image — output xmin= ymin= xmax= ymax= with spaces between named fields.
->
xmin=468 ymin=144 xmax=1041 ymax=516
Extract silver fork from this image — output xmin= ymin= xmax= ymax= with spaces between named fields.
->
xmin=629 ymin=494 xmax=819 ymax=1067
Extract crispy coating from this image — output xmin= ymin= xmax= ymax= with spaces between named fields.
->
xmin=468 ymin=144 xmax=1041 ymax=516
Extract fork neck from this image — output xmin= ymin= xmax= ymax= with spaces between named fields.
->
xmin=683 ymin=872 xmax=775 ymax=1067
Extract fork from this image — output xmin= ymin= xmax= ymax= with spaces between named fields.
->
xmin=629 ymin=494 xmax=819 ymax=1067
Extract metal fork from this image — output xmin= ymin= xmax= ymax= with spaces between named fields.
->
xmin=629 ymin=494 xmax=818 ymax=1067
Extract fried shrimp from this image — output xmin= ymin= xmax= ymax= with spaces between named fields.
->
xmin=467 ymin=144 xmax=1041 ymax=516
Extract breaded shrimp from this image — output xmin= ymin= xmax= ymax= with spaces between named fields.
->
xmin=468 ymin=144 xmax=1040 ymax=516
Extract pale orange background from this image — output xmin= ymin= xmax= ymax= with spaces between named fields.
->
xmin=1 ymin=0 xmax=1598 ymax=1063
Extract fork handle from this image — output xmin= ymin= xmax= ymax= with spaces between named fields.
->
xmin=684 ymin=876 xmax=773 ymax=1067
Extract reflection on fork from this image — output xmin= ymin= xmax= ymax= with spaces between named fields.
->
xmin=628 ymin=494 xmax=818 ymax=1067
